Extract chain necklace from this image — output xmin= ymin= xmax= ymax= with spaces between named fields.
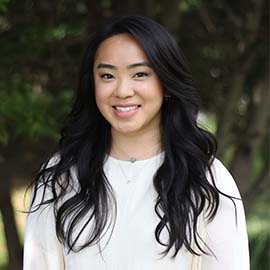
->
xmin=116 ymin=152 xmax=163 ymax=184
xmin=110 ymin=140 xmax=162 ymax=164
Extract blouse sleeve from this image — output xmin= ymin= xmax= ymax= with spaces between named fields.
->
xmin=23 ymin=157 xmax=65 ymax=270
xmin=200 ymin=159 xmax=250 ymax=270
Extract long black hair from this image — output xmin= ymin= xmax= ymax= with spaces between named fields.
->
xmin=30 ymin=14 xmax=237 ymax=258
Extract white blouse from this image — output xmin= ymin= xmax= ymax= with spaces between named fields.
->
xmin=23 ymin=152 xmax=250 ymax=270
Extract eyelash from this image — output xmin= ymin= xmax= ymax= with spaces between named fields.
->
xmin=100 ymin=72 xmax=148 ymax=80
xmin=134 ymin=72 xmax=148 ymax=78
xmin=100 ymin=74 xmax=114 ymax=80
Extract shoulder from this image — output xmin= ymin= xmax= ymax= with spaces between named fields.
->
xmin=33 ymin=152 xmax=79 ymax=206
xmin=199 ymin=159 xmax=250 ymax=268
xmin=203 ymin=158 xmax=248 ymax=235
xmin=203 ymin=159 xmax=248 ymax=236
xmin=30 ymin=153 xmax=62 ymax=209
xmin=206 ymin=158 xmax=242 ymax=199
xmin=43 ymin=152 xmax=61 ymax=169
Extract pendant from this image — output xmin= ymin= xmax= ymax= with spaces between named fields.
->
xmin=129 ymin=157 xmax=137 ymax=163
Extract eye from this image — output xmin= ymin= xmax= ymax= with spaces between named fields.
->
xmin=134 ymin=72 xmax=148 ymax=78
xmin=100 ymin=73 xmax=114 ymax=80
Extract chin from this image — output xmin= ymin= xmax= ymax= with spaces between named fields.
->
xmin=112 ymin=125 xmax=142 ymax=135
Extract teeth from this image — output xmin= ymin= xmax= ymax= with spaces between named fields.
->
xmin=115 ymin=105 xmax=139 ymax=112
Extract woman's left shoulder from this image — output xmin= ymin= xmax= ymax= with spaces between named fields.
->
xmin=206 ymin=158 xmax=242 ymax=198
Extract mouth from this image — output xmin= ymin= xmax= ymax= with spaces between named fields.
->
xmin=112 ymin=105 xmax=141 ymax=118
xmin=112 ymin=105 xmax=141 ymax=112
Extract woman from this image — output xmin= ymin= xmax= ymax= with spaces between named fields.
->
xmin=24 ymin=15 xmax=249 ymax=269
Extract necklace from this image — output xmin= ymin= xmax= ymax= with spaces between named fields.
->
xmin=128 ymin=157 xmax=137 ymax=163
xmin=116 ymin=152 xmax=163 ymax=184
xmin=110 ymin=140 xmax=162 ymax=163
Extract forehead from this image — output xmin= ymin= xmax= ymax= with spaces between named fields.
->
xmin=94 ymin=33 xmax=149 ymax=65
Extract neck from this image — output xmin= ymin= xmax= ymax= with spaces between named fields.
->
xmin=109 ymin=128 xmax=163 ymax=161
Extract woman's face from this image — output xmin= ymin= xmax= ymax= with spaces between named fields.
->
xmin=93 ymin=33 xmax=164 ymax=136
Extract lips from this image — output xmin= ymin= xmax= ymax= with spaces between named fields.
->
xmin=114 ymin=105 xmax=140 ymax=112
xmin=112 ymin=104 xmax=141 ymax=118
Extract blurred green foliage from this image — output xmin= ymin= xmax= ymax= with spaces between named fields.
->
xmin=249 ymin=215 xmax=270 ymax=269
xmin=0 ymin=81 xmax=72 ymax=145
xmin=0 ymin=0 xmax=9 ymax=13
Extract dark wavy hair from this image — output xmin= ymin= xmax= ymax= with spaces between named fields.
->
xmin=29 ymin=14 xmax=237 ymax=258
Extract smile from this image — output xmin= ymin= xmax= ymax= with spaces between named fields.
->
xmin=114 ymin=105 xmax=140 ymax=112
xmin=112 ymin=105 xmax=141 ymax=119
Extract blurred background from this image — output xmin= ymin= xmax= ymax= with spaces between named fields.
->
xmin=0 ymin=0 xmax=268 ymax=269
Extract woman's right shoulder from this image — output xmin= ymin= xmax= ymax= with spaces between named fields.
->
xmin=42 ymin=152 xmax=61 ymax=169
xmin=30 ymin=153 xmax=62 ymax=209
xmin=31 ymin=152 xmax=79 ymax=208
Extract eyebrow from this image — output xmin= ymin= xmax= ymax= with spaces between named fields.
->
xmin=96 ymin=61 xmax=152 ymax=70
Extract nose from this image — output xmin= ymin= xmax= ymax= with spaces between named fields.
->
xmin=114 ymin=78 xmax=134 ymax=99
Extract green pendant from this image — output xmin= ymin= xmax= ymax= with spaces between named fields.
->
xmin=129 ymin=157 xmax=137 ymax=163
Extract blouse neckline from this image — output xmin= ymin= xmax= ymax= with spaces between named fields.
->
xmin=105 ymin=151 xmax=165 ymax=165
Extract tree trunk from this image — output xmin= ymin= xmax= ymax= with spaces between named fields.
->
xmin=229 ymin=78 xmax=269 ymax=196
xmin=0 ymin=189 xmax=23 ymax=270
xmin=215 ymin=0 xmax=264 ymax=158
xmin=216 ymin=60 xmax=252 ymax=158
xmin=0 ymin=137 xmax=56 ymax=270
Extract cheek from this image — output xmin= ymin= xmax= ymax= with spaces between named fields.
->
xmin=94 ymin=94 xmax=111 ymax=122
xmin=94 ymin=87 xmax=101 ymax=105
xmin=141 ymin=81 xmax=163 ymax=102
xmin=94 ymin=87 xmax=107 ymax=112
xmin=95 ymin=83 xmax=110 ymax=103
